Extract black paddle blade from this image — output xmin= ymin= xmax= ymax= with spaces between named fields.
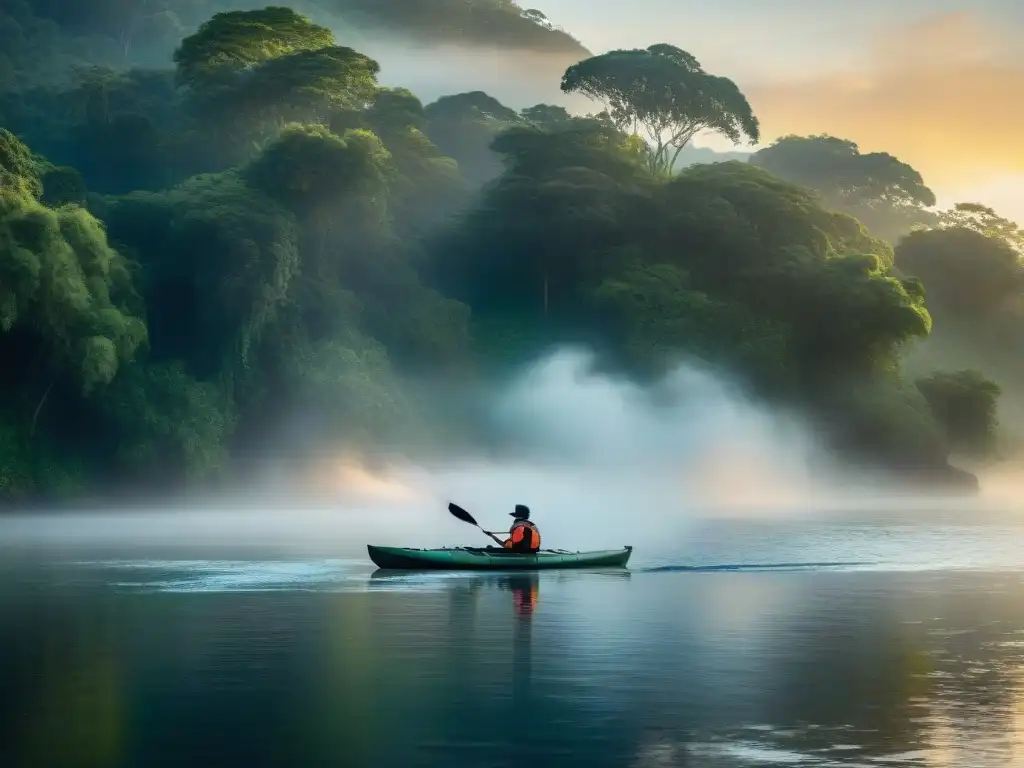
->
xmin=447 ymin=502 xmax=478 ymax=527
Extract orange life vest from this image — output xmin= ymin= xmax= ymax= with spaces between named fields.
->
xmin=504 ymin=520 xmax=541 ymax=553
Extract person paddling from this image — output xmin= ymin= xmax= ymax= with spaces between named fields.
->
xmin=501 ymin=504 xmax=541 ymax=553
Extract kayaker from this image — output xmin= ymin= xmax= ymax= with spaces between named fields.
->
xmin=503 ymin=504 xmax=541 ymax=553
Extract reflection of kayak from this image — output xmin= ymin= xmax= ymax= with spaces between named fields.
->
xmin=367 ymin=545 xmax=633 ymax=570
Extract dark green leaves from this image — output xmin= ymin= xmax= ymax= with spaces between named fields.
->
xmin=916 ymin=370 xmax=1001 ymax=459
xmin=0 ymin=191 xmax=146 ymax=392
xmin=895 ymin=227 xmax=1021 ymax=317
xmin=174 ymin=9 xmax=380 ymax=155
xmin=173 ymin=7 xmax=334 ymax=88
xmin=0 ymin=128 xmax=42 ymax=200
xmin=245 ymin=124 xmax=392 ymax=224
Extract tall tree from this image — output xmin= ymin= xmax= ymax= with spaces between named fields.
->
xmin=560 ymin=44 xmax=759 ymax=176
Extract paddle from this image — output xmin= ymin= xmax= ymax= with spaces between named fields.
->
xmin=448 ymin=502 xmax=505 ymax=547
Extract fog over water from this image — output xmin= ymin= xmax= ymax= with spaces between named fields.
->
xmin=3 ymin=348 xmax=1020 ymax=562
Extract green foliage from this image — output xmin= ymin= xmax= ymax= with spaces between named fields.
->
xmin=0 ymin=127 xmax=42 ymax=199
xmin=647 ymin=162 xmax=926 ymax=382
xmin=423 ymin=91 xmax=524 ymax=185
xmin=939 ymin=203 xmax=1024 ymax=255
xmin=228 ymin=45 xmax=380 ymax=116
xmin=277 ymin=332 xmax=406 ymax=443
xmin=40 ymin=165 xmax=87 ymax=207
xmin=3 ymin=4 xmax=1018 ymax=502
xmin=0 ymin=1 xmax=79 ymax=91
xmin=0 ymin=191 xmax=146 ymax=392
xmin=365 ymin=87 xmax=426 ymax=134
xmin=561 ymin=44 xmax=759 ymax=175
xmin=104 ymin=171 xmax=301 ymax=379
xmin=894 ymin=227 xmax=1021 ymax=317
xmin=173 ymin=8 xmax=380 ymax=165
xmin=822 ymin=374 xmax=949 ymax=471
xmin=99 ymin=361 xmax=236 ymax=481
xmin=173 ymin=7 xmax=334 ymax=89
xmin=748 ymin=135 xmax=937 ymax=242
xmin=750 ymin=135 xmax=935 ymax=207
xmin=436 ymin=123 xmax=650 ymax=318
xmin=0 ymin=419 xmax=34 ymax=498
xmin=0 ymin=414 xmax=87 ymax=500
xmin=592 ymin=259 xmax=790 ymax=385
xmin=244 ymin=123 xmax=392 ymax=226
xmin=916 ymin=370 xmax=1001 ymax=459
xmin=520 ymin=103 xmax=573 ymax=130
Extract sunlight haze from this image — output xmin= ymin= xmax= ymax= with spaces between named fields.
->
xmin=531 ymin=1 xmax=1024 ymax=222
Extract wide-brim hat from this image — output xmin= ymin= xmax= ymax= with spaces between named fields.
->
xmin=510 ymin=504 xmax=530 ymax=518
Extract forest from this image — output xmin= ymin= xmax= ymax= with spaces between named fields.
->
xmin=1 ymin=0 xmax=1021 ymax=504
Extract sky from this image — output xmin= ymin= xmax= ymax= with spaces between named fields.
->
xmin=526 ymin=0 xmax=1024 ymax=222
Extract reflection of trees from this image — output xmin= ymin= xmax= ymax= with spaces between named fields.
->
xmin=308 ymin=574 xmax=540 ymax=764
xmin=307 ymin=589 xmax=382 ymax=766
xmin=763 ymin=604 xmax=932 ymax=755
xmin=0 ymin=589 xmax=123 ymax=767
xmin=752 ymin=575 xmax=1024 ymax=762
xmin=8 ymin=564 xmax=1024 ymax=766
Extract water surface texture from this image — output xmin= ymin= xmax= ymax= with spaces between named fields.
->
xmin=3 ymin=518 xmax=1024 ymax=767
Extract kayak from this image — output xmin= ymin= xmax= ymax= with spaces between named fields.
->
xmin=367 ymin=544 xmax=633 ymax=571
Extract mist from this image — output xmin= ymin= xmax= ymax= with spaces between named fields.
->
xmin=346 ymin=37 xmax=589 ymax=110
xmin=117 ymin=2 xmax=593 ymax=113
xmin=10 ymin=345 xmax=1015 ymax=562
xmin=902 ymin=330 xmax=1024 ymax=445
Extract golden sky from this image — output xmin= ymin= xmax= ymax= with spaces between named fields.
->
xmin=532 ymin=3 xmax=1024 ymax=223
xmin=745 ymin=13 xmax=1022 ymax=190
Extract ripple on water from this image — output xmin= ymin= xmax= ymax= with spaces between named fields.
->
xmin=67 ymin=559 xmax=366 ymax=593
xmin=68 ymin=559 xmax=541 ymax=594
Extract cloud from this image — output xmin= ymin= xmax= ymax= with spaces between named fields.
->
xmin=745 ymin=12 xmax=1024 ymax=188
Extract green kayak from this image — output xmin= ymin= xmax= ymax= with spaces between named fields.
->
xmin=367 ymin=544 xmax=633 ymax=571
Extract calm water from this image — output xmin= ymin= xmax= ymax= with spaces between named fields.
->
xmin=4 ymin=518 xmax=1024 ymax=767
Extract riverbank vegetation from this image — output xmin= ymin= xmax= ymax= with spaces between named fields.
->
xmin=0 ymin=2 xmax=1019 ymax=503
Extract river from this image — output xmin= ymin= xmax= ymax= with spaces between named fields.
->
xmin=3 ymin=515 xmax=1024 ymax=767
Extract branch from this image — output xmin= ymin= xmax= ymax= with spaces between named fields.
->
xmin=29 ymin=379 xmax=55 ymax=439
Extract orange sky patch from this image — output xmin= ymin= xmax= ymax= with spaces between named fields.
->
xmin=745 ymin=12 xmax=1024 ymax=189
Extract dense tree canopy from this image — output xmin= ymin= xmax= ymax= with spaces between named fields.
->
xmin=893 ymin=204 xmax=1024 ymax=433
xmin=939 ymin=203 xmax=1024 ymax=255
xmin=749 ymin=135 xmax=937 ymax=243
xmin=894 ymin=227 xmax=1021 ymax=318
xmin=916 ymin=370 xmax=1001 ymax=460
xmin=173 ymin=7 xmax=335 ymax=88
xmin=0 ymin=3 xmax=1019 ymax=504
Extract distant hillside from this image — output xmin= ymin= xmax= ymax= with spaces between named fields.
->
xmin=317 ymin=0 xmax=590 ymax=55
xmin=673 ymin=144 xmax=752 ymax=170
xmin=2 ymin=1 xmax=590 ymax=108
xmin=2 ymin=0 xmax=589 ymax=84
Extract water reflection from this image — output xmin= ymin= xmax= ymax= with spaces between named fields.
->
xmin=2 ymin=560 xmax=1024 ymax=766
